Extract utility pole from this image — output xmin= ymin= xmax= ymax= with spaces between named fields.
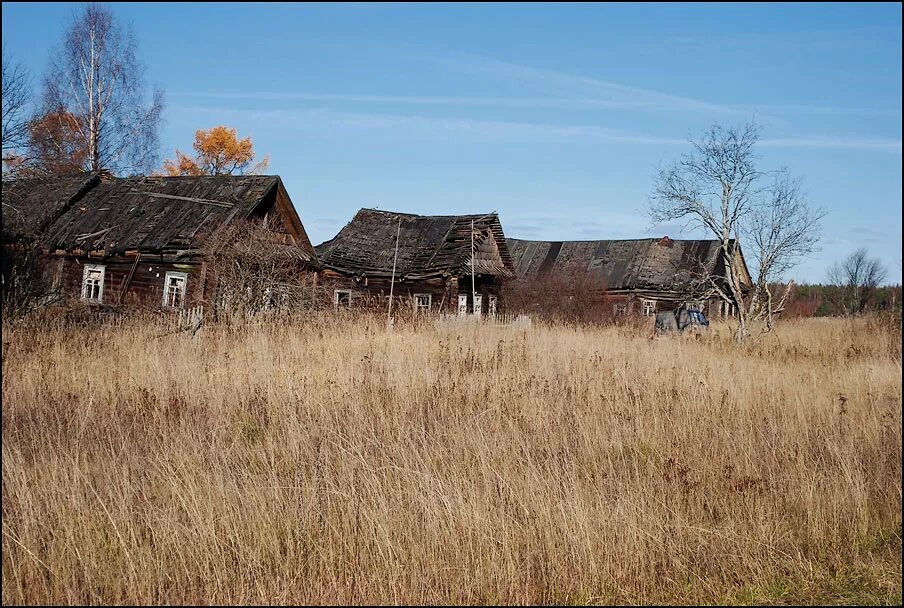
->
xmin=387 ymin=217 xmax=401 ymax=329
xmin=471 ymin=218 xmax=476 ymax=315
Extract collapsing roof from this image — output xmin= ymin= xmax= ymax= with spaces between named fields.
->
xmin=316 ymin=208 xmax=515 ymax=279
xmin=2 ymin=173 xmax=317 ymax=263
xmin=1 ymin=173 xmax=100 ymax=242
xmin=506 ymin=237 xmax=751 ymax=293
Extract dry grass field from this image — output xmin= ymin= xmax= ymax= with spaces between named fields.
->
xmin=1 ymin=312 xmax=901 ymax=605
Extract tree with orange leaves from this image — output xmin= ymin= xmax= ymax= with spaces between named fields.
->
xmin=4 ymin=110 xmax=88 ymax=177
xmin=162 ymin=126 xmax=270 ymax=176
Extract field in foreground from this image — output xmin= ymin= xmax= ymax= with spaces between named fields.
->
xmin=2 ymin=313 xmax=901 ymax=605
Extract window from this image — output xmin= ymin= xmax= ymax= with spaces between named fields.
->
xmin=163 ymin=272 xmax=188 ymax=308
xmin=642 ymin=300 xmax=656 ymax=316
xmin=334 ymin=289 xmax=352 ymax=309
xmin=488 ymin=295 xmax=497 ymax=316
xmin=473 ymin=294 xmax=483 ymax=316
xmin=613 ymin=302 xmax=628 ymax=316
xmin=413 ymin=293 xmax=431 ymax=312
xmin=457 ymin=294 xmax=468 ymax=317
xmin=81 ymin=264 xmax=105 ymax=303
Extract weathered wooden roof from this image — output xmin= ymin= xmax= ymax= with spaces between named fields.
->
xmin=3 ymin=173 xmax=317 ymax=263
xmin=506 ymin=237 xmax=751 ymax=292
xmin=1 ymin=173 xmax=100 ymax=242
xmin=316 ymin=208 xmax=515 ymax=279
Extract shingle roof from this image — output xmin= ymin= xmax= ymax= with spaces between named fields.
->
xmin=316 ymin=208 xmax=515 ymax=279
xmin=1 ymin=173 xmax=100 ymax=242
xmin=3 ymin=174 xmax=316 ymax=262
xmin=506 ymin=237 xmax=750 ymax=291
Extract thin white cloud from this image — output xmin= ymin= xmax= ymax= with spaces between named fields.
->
xmin=761 ymin=136 xmax=902 ymax=152
xmin=437 ymin=53 xmax=748 ymax=116
xmin=171 ymin=90 xmax=725 ymax=112
xmin=171 ymin=91 xmax=899 ymax=119
xmin=173 ymin=104 xmax=903 ymax=153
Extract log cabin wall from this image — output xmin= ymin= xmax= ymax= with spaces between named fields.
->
xmin=55 ymin=254 xmax=204 ymax=309
xmin=320 ymin=270 xmax=503 ymax=313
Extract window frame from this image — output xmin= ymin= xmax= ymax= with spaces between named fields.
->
xmin=473 ymin=294 xmax=483 ymax=316
xmin=642 ymin=299 xmax=656 ymax=317
xmin=413 ymin=293 xmax=432 ymax=312
xmin=334 ymin=289 xmax=352 ymax=309
xmin=488 ymin=295 xmax=498 ymax=316
xmin=162 ymin=271 xmax=189 ymax=309
xmin=457 ymin=294 xmax=468 ymax=317
xmin=81 ymin=264 xmax=106 ymax=304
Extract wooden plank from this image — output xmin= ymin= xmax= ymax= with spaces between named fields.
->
xmin=137 ymin=192 xmax=233 ymax=208
xmin=116 ymin=252 xmax=142 ymax=306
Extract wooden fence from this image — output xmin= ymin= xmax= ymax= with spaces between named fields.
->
xmin=174 ymin=305 xmax=204 ymax=330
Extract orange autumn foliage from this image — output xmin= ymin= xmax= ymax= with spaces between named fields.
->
xmin=162 ymin=126 xmax=269 ymax=176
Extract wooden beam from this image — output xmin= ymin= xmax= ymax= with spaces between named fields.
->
xmin=137 ymin=192 xmax=233 ymax=208
xmin=116 ymin=252 xmax=141 ymax=306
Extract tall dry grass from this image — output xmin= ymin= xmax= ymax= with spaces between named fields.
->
xmin=2 ymin=313 xmax=901 ymax=605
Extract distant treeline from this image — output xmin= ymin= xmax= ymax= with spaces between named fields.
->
xmin=777 ymin=283 xmax=902 ymax=318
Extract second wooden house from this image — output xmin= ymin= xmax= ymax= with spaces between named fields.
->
xmin=315 ymin=208 xmax=515 ymax=315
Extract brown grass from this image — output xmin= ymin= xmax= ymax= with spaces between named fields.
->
xmin=1 ymin=313 xmax=901 ymax=605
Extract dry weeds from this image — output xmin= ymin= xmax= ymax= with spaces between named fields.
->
xmin=1 ymin=313 xmax=901 ymax=604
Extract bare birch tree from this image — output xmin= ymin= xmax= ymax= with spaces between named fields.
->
xmin=745 ymin=171 xmax=825 ymax=330
xmin=2 ymin=46 xmax=32 ymax=166
xmin=37 ymin=3 xmax=164 ymax=175
xmin=827 ymin=248 xmax=888 ymax=315
xmin=651 ymin=122 xmax=760 ymax=341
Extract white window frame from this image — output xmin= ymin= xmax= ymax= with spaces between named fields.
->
xmin=488 ymin=295 xmax=497 ymax=316
xmin=642 ymin=299 xmax=656 ymax=317
xmin=473 ymin=294 xmax=483 ymax=316
xmin=334 ymin=289 xmax=352 ymax=309
xmin=162 ymin=271 xmax=189 ymax=309
xmin=613 ymin=302 xmax=628 ymax=316
xmin=81 ymin=264 xmax=106 ymax=304
xmin=457 ymin=294 xmax=468 ymax=317
xmin=413 ymin=293 xmax=432 ymax=312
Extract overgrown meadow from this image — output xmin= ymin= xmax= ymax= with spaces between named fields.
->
xmin=2 ymin=313 xmax=901 ymax=604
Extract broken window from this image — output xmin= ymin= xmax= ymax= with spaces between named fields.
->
xmin=413 ymin=293 xmax=431 ymax=312
xmin=163 ymin=272 xmax=188 ymax=308
xmin=488 ymin=295 xmax=497 ymax=316
xmin=613 ymin=302 xmax=628 ymax=316
xmin=81 ymin=264 xmax=105 ymax=303
xmin=334 ymin=289 xmax=352 ymax=309
xmin=642 ymin=300 xmax=656 ymax=316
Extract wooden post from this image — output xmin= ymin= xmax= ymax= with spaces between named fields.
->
xmin=387 ymin=217 xmax=401 ymax=328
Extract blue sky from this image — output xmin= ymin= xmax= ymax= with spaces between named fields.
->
xmin=3 ymin=2 xmax=902 ymax=283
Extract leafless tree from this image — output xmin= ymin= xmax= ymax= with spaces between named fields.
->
xmin=36 ymin=3 xmax=164 ymax=175
xmin=745 ymin=171 xmax=825 ymax=330
xmin=2 ymin=46 xmax=32 ymax=168
xmin=202 ymin=217 xmax=326 ymax=321
xmin=651 ymin=122 xmax=761 ymax=341
xmin=827 ymin=248 xmax=888 ymax=315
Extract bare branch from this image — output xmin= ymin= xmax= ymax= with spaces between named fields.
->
xmin=34 ymin=3 xmax=164 ymax=175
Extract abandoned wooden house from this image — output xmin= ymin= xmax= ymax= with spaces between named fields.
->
xmin=1 ymin=172 xmax=318 ymax=311
xmin=506 ymin=236 xmax=752 ymax=318
xmin=315 ymin=208 xmax=515 ymax=314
